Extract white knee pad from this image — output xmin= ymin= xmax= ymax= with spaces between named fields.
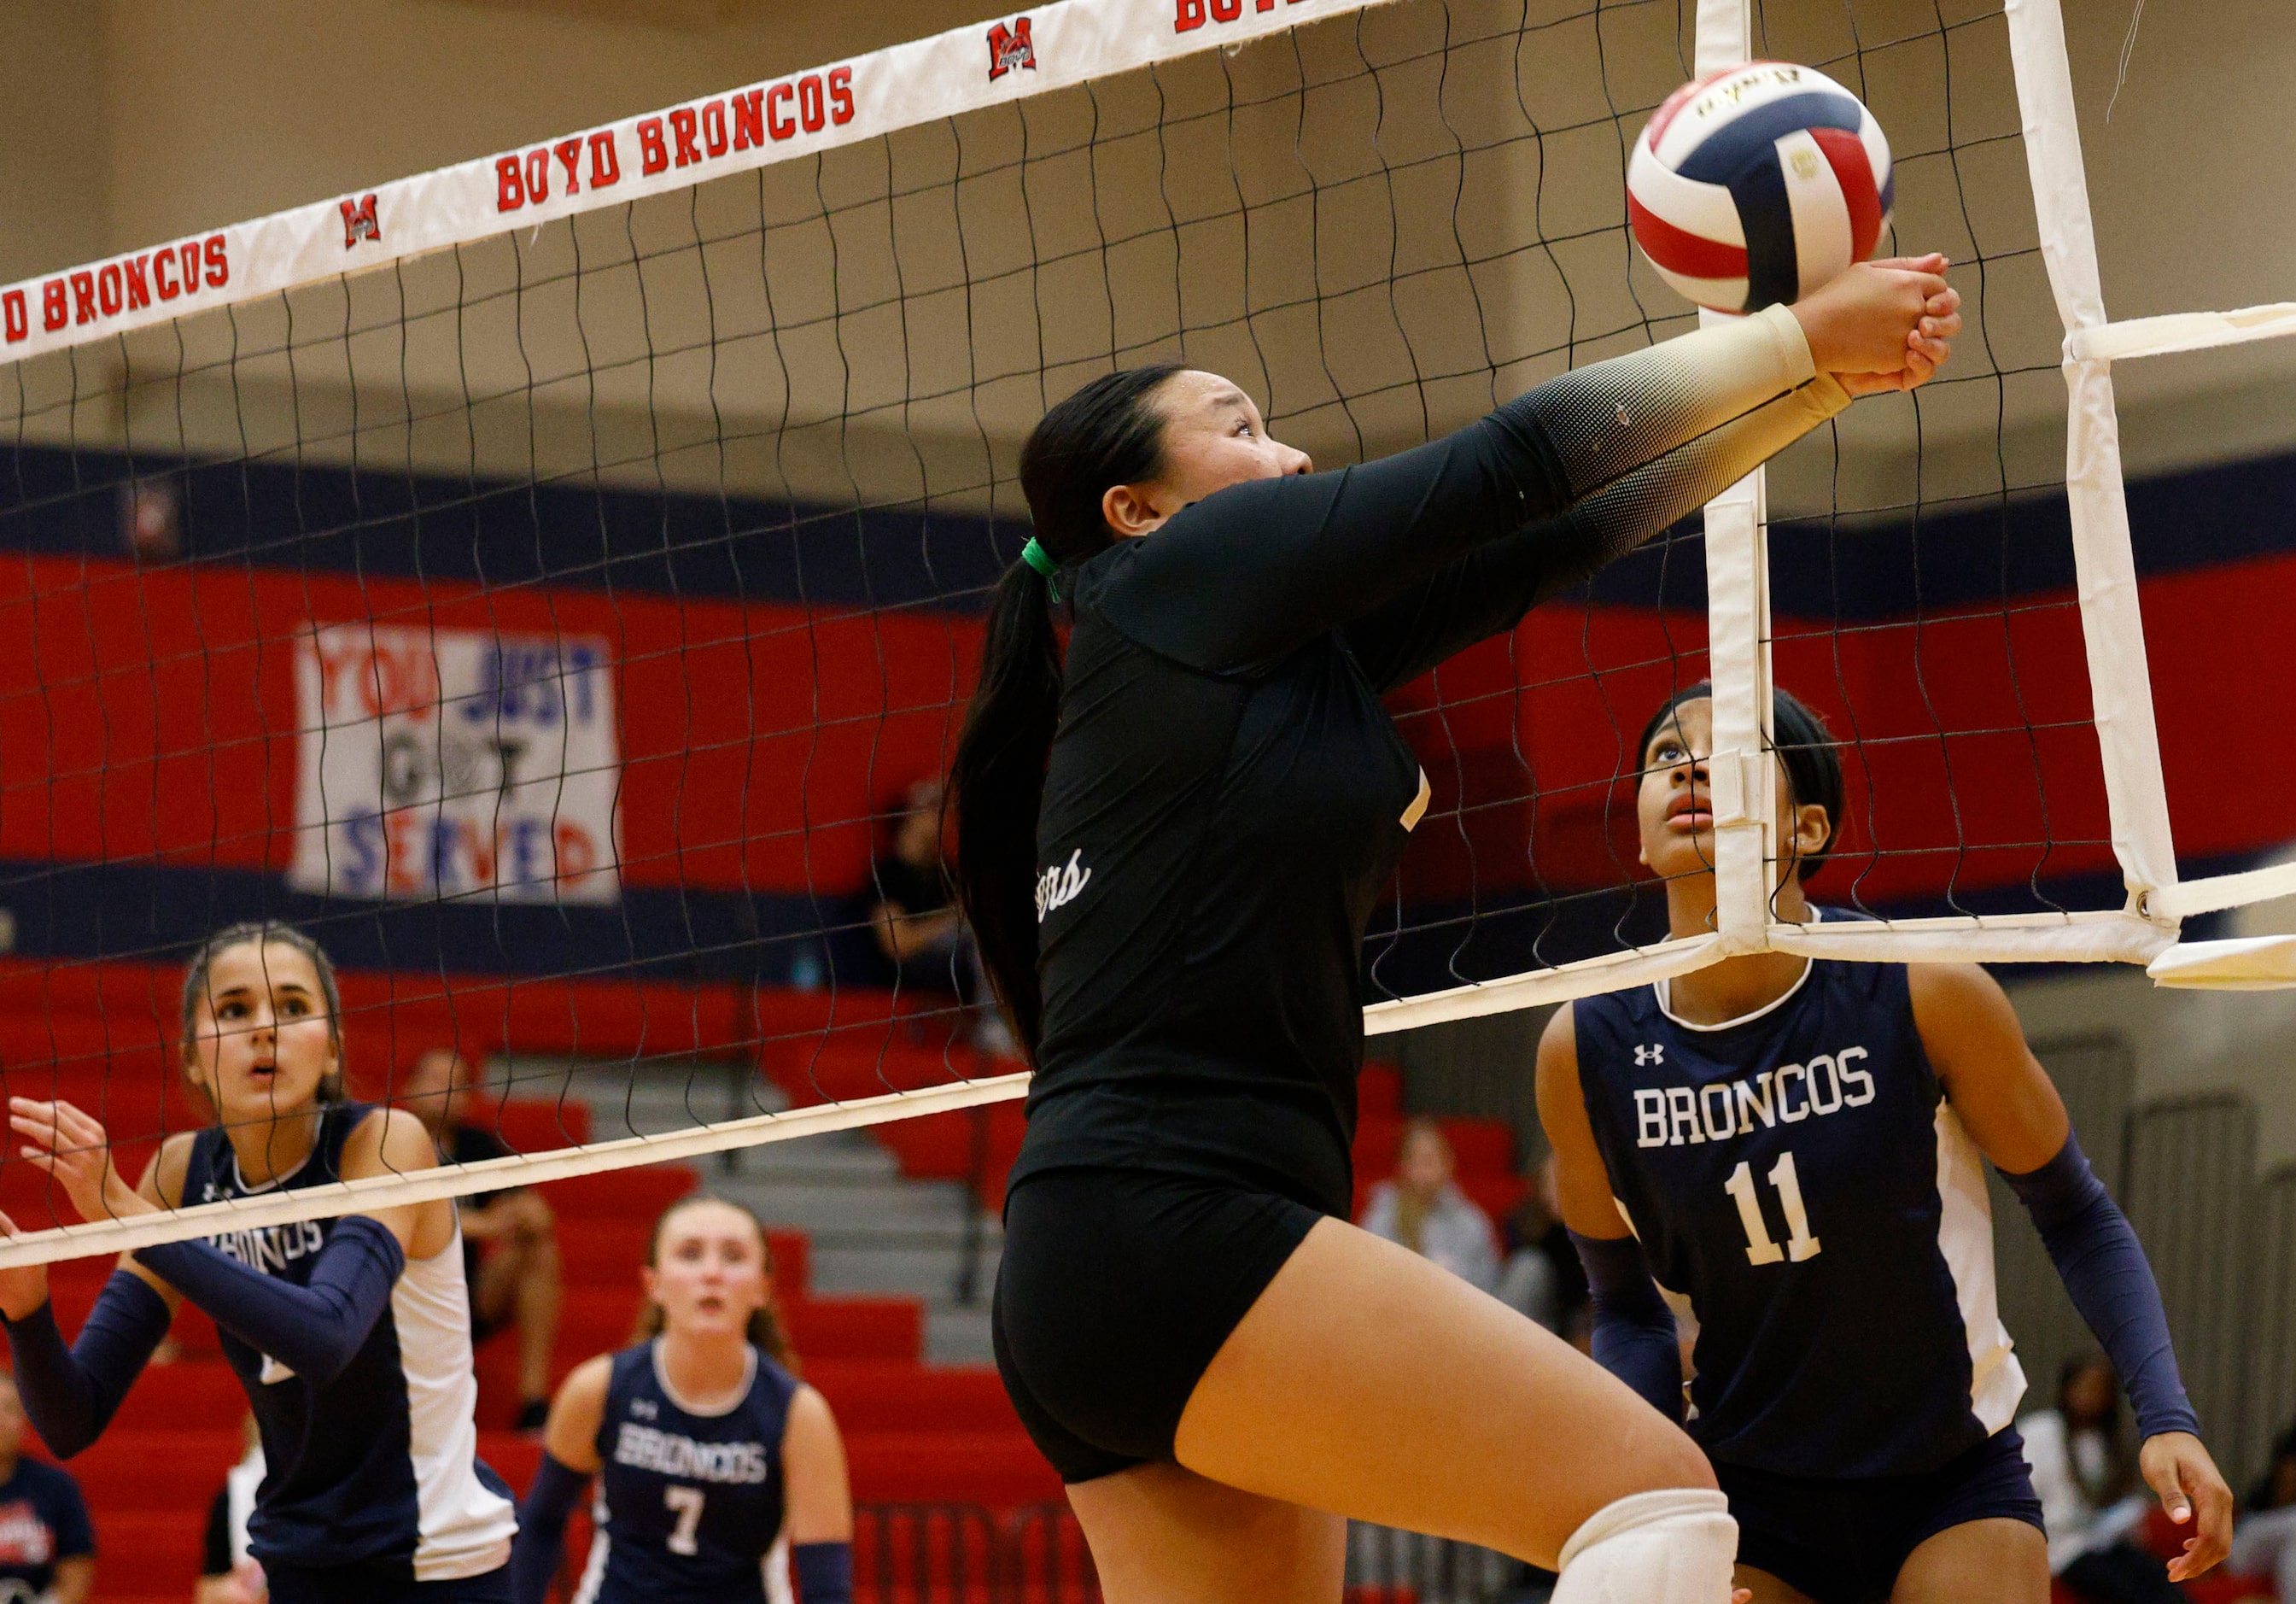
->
xmin=1551 ymin=1488 xmax=1738 ymax=1604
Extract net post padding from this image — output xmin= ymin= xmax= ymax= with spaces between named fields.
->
xmin=0 ymin=0 xmax=1411 ymax=371
xmin=2148 ymin=936 xmax=2296 ymax=992
xmin=0 ymin=1074 xmax=1033 ymax=1270
xmin=2001 ymin=0 xmax=2180 ymax=922
xmin=1694 ymin=0 xmax=1779 ymax=963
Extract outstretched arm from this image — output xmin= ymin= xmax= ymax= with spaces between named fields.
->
xmin=786 ymin=1385 xmax=856 ymax=1604
xmin=4 ymin=1100 xmax=416 ymax=1390
xmin=1105 ymin=261 xmax=1953 ymax=675
xmin=0 ymin=1137 xmax=189 ymax=1458
xmin=1911 ymin=962 xmax=2232 ymax=1582
xmin=1346 ymin=373 xmax=1850 ymax=693
xmin=1535 ymin=1006 xmax=1683 ymax=1421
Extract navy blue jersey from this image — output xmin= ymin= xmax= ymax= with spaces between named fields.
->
xmin=576 ymin=1341 xmax=802 ymax=1604
xmin=182 ymin=1103 xmax=516 ymax=1578
xmin=1574 ymin=952 xmax=2024 ymax=1478
xmin=0 ymin=1458 xmax=91 ymax=1601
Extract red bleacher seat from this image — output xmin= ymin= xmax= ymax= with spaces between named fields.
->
xmin=0 ymin=960 xmax=766 ymax=1080
xmin=80 ymin=1507 xmax=209 ymax=1597
xmin=539 ymin=1164 xmax=695 ymax=1221
xmin=844 ymin=1432 xmax=1061 ymax=1506
xmin=1351 ymin=1112 xmax=1515 ymax=1179
xmin=866 ymin=1059 xmax=1424 ymax=1218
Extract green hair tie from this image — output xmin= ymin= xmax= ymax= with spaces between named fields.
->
xmin=1019 ymin=536 xmax=1061 ymax=602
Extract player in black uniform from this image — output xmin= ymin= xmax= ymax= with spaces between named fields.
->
xmin=1540 ymin=687 xmax=2234 ymax=1604
xmin=0 ymin=921 xmax=517 ymax=1604
xmin=509 ymin=1196 xmax=852 ymax=1604
xmin=950 ymin=252 xmax=1963 ymax=1602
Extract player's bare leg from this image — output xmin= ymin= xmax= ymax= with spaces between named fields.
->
xmin=1890 ymin=1518 xmax=2050 ymax=1604
xmin=1066 ymin=1465 xmax=1342 ymax=1604
xmin=1065 ymin=1217 xmax=1731 ymax=1601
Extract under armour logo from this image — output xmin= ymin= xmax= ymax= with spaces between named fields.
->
xmin=1634 ymin=1044 xmax=1665 ymax=1067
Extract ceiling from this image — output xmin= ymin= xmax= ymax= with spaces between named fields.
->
xmin=437 ymin=0 xmax=780 ymax=33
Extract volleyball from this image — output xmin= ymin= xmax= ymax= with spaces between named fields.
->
xmin=1627 ymin=61 xmax=1894 ymax=314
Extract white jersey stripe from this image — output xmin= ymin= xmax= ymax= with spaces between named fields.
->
xmin=400 ymin=1221 xmax=518 ymax=1580
xmin=1931 ymin=1103 xmax=2027 ymax=1433
xmin=571 ymin=1520 xmax=611 ymax=1604
xmin=764 ymin=1530 xmax=796 ymax=1604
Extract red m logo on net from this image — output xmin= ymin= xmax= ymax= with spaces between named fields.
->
xmin=987 ymin=16 xmax=1036 ymax=80
xmin=339 ymin=194 xmax=382 ymax=249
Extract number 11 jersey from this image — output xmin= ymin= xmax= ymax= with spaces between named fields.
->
xmin=1572 ymin=948 xmax=2024 ymax=1478
xmin=576 ymin=1341 xmax=798 ymax=1604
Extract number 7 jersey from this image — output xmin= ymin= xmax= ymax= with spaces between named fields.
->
xmin=1572 ymin=951 xmax=2024 ymax=1478
xmin=575 ymin=1340 xmax=800 ymax=1604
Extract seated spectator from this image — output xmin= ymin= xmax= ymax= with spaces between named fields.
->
xmin=0 ymin=1371 xmax=93 ymax=1603
xmin=196 ymin=1415 xmax=266 ymax=1604
xmin=1495 ymin=1155 xmax=1591 ymax=1345
xmin=869 ymin=777 xmax=1014 ymax=1052
xmin=2022 ymin=1354 xmax=2182 ymax=1604
xmin=869 ymin=778 xmax=968 ymax=992
xmin=405 ymin=1047 xmax=564 ymax=1432
xmin=1358 ymin=1120 xmax=1500 ymax=1293
xmin=2226 ymin=1418 xmax=2296 ymax=1601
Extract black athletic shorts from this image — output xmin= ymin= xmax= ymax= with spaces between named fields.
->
xmin=1717 ymin=1425 xmax=2044 ymax=1604
xmin=263 ymin=1563 xmax=512 ymax=1604
xmin=991 ymin=1167 xmax=1325 ymax=1484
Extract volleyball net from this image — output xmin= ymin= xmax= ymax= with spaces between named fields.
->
xmin=0 ymin=0 xmax=2286 ymax=1263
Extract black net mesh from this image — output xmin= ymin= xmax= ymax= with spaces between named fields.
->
xmin=0 ymin=0 xmax=2095 ymax=1235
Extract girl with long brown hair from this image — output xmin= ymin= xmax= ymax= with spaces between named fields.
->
xmin=0 ymin=921 xmax=517 ymax=1604
xmin=509 ymin=1195 xmax=851 ymax=1604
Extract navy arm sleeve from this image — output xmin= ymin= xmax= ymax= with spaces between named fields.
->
xmin=47 ymin=1466 xmax=94 ymax=1560
xmin=795 ymin=1540 xmax=856 ymax=1604
xmin=1102 ymin=303 xmax=1818 ymax=675
xmin=2002 ymin=1132 xmax=2200 ymax=1440
xmin=1 ymin=1270 xmax=171 ymax=1458
xmin=1346 ymin=374 xmax=1852 ymax=694
xmin=1570 ymin=1229 xmax=1685 ymax=1425
xmin=510 ymin=1451 xmax=587 ymax=1604
xmin=201 ymin=1484 xmax=233 ymax=1578
xmin=134 ymin=1214 xmax=404 ymax=1387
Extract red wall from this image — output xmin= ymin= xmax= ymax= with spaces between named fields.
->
xmin=1386 ymin=553 xmax=2286 ymax=908
xmin=1 ymin=543 xmax=2286 ymax=910
xmin=0 ymin=554 xmax=980 ymax=897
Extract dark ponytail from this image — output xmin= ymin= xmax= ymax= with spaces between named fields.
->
xmin=952 ymin=364 xmax=1181 ymax=1059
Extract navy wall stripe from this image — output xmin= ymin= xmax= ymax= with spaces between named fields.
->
xmin=4 ymin=441 xmax=2293 ymax=623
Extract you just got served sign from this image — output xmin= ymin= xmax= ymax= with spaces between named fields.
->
xmin=290 ymin=623 xmax=621 ymax=904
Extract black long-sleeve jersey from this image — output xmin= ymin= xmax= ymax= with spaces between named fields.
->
xmin=1014 ymin=304 xmax=1849 ymax=1216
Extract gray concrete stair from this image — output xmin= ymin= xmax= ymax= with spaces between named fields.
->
xmin=505 ymin=1055 xmax=1001 ymax=1362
